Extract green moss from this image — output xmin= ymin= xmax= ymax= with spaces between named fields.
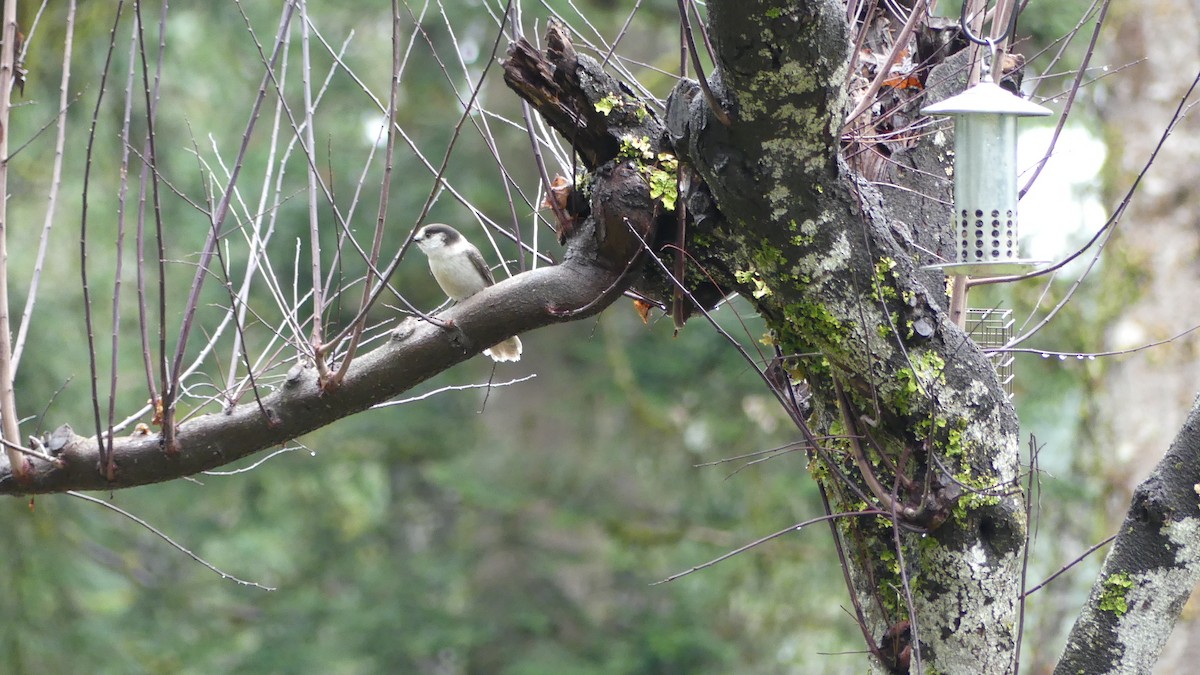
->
xmin=944 ymin=419 xmax=967 ymax=459
xmin=889 ymin=351 xmax=944 ymax=414
xmin=618 ymin=134 xmax=653 ymax=161
xmin=646 ymin=154 xmax=679 ymax=211
xmin=734 ymin=268 xmax=772 ymax=299
xmin=871 ymin=257 xmax=900 ymax=302
xmin=765 ymin=7 xmax=783 ymax=19
xmin=950 ymin=472 xmax=1003 ymax=524
xmin=595 ymin=94 xmax=622 ymax=116
xmin=753 ymin=241 xmax=787 ymax=272
xmin=615 ymin=139 xmax=679 ymax=211
xmin=807 ymin=454 xmax=830 ymax=481
xmin=782 ymin=300 xmax=845 ymax=347
xmin=1098 ymin=573 xmax=1133 ymax=615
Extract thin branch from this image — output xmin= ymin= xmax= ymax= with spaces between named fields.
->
xmin=371 ymin=374 xmax=537 ymax=409
xmin=841 ymin=0 xmax=931 ymax=132
xmin=653 ymin=510 xmax=885 ymax=584
xmin=202 ymin=444 xmax=309 ymax=476
xmin=0 ymin=0 xmax=28 ymax=479
xmin=78 ymin=1 xmax=129 ymax=482
xmin=299 ymin=0 xmax=327 ymax=380
xmin=1022 ymin=534 xmax=1116 ymax=598
xmin=676 ymin=0 xmax=731 ymax=127
xmin=327 ymin=0 xmax=404 ymax=388
xmin=1018 ymin=0 xmax=1110 ymax=197
xmin=68 ymin=490 xmax=276 ymax=591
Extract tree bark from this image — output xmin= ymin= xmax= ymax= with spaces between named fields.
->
xmin=1056 ymin=395 xmax=1200 ymax=674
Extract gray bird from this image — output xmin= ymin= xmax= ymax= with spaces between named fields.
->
xmin=412 ymin=224 xmax=523 ymax=362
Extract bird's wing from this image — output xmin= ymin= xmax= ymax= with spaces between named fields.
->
xmin=467 ymin=245 xmax=496 ymax=286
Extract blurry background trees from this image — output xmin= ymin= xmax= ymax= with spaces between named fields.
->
xmin=0 ymin=0 xmax=1194 ymax=673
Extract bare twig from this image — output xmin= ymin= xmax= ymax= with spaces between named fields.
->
xmin=842 ymin=0 xmax=931 ymax=132
xmin=653 ymin=509 xmax=885 ymax=584
xmin=372 ymin=374 xmax=537 ymax=409
xmin=13 ymin=0 xmax=76 ymax=371
xmin=68 ymin=490 xmax=276 ymax=591
xmin=1022 ymin=534 xmax=1116 ymax=598
xmin=0 ymin=0 xmax=29 ymax=479
xmin=1018 ymin=0 xmax=1111 ymax=197
xmin=298 ymin=1 xmax=327 ymax=381
xmin=676 ymin=0 xmax=731 ymax=127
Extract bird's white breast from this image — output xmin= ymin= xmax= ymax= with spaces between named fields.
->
xmin=427 ymin=250 xmax=488 ymax=301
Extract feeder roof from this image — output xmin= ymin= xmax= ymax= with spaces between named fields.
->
xmin=921 ymin=81 xmax=1052 ymax=117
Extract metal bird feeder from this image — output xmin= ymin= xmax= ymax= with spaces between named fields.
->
xmin=922 ymin=43 xmax=1051 ymax=277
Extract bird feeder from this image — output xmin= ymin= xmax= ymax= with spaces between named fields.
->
xmin=922 ymin=74 xmax=1051 ymax=277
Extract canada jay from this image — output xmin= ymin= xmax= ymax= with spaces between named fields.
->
xmin=412 ymin=224 xmax=523 ymax=362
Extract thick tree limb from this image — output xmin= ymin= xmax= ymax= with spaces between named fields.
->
xmin=1055 ymin=395 xmax=1200 ymax=674
xmin=0 ymin=259 xmax=618 ymax=495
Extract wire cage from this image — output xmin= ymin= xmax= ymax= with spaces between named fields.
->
xmin=966 ymin=308 xmax=1014 ymax=397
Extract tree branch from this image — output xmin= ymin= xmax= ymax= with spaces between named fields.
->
xmin=1055 ymin=394 xmax=1200 ymax=674
xmin=0 ymin=256 xmax=621 ymax=495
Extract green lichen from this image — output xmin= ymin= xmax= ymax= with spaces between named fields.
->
xmin=765 ymin=7 xmax=783 ymax=19
xmin=890 ymin=350 xmax=945 ymax=413
xmin=617 ymin=137 xmax=678 ymax=211
xmin=595 ymin=94 xmax=622 ymax=116
xmin=619 ymin=136 xmax=676 ymax=210
xmin=754 ymin=242 xmax=788 ymax=276
xmin=618 ymin=134 xmax=653 ymax=161
xmin=871 ymin=256 xmax=900 ymax=302
xmin=598 ymin=95 xmax=649 ymax=122
xmin=944 ymin=419 xmax=967 ymax=459
xmin=646 ymin=154 xmax=679 ymax=211
xmin=1099 ymin=573 xmax=1133 ymax=615
xmin=783 ymin=300 xmax=845 ymax=347
xmin=735 ymin=268 xmax=772 ymax=299
xmin=950 ymin=472 xmax=1003 ymax=523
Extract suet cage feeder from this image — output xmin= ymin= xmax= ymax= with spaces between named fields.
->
xmin=922 ymin=76 xmax=1051 ymax=277
xmin=966 ymin=308 xmax=1015 ymax=397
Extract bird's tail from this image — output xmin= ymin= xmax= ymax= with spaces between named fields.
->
xmin=484 ymin=336 xmax=522 ymax=362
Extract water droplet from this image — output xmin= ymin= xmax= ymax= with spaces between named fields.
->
xmin=1076 ymin=355 xmax=1084 ymax=360
xmin=309 ymin=450 xmax=317 ymax=457
xmin=1040 ymin=353 xmax=1050 ymax=359
xmin=1058 ymin=354 xmax=1067 ymax=360
xmin=1087 ymin=355 xmax=1097 ymax=361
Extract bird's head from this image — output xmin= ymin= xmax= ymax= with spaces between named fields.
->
xmin=413 ymin=224 xmax=462 ymax=255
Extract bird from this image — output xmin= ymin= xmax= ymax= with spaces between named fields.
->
xmin=412 ymin=223 xmax=523 ymax=362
